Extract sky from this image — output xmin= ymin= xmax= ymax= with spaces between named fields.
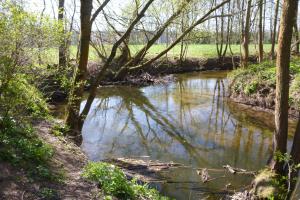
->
xmin=24 ymin=0 xmax=135 ymax=31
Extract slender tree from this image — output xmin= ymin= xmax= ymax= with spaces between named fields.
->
xmin=66 ymin=0 xmax=110 ymax=144
xmin=271 ymin=0 xmax=298 ymax=174
xmin=293 ymin=4 xmax=299 ymax=54
xmin=270 ymin=0 xmax=279 ymax=60
xmin=241 ymin=0 xmax=251 ymax=68
xmin=66 ymin=0 xmax=93 ymax=144
xmin=58 ymin=0 xmax=67 ymax=67
xmin=258 ymin=0 xmax=263 ymax=63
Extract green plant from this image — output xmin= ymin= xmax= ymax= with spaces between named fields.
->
xmin=39 ymin=187 xmax=59 ymax=200
xmin=244 ymin=80 xmax=258 ymax=95
xmin=83 ymin=162 xmax=169 ymax=200
xmin=0 ymin=118 xmax=63 ymax=182
xmin=51 ymin=123 xmax=69 ymax=137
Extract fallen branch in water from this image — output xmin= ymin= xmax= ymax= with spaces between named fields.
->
xmin=222 ymin=165 xmax=256 ymax=175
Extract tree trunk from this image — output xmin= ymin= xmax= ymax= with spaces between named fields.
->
xmin=58 ymin=0 xmax=67 ymax=68
xmin=288 ymin=117 xmax=300 ymax=198
xmin=241 ymin=0 xmax=251 ymax=68
xmin=270 ymin=0 xmax=279 ymax=60
xmin=270 ymin=0 xmax=298 ymax=175
xmin=293 ymin=4 xmax=299 ymax=54
xmin=66 ymin=0 xmax=93 ymax=145
xmin=258 ymin=0 xmax=263 ymax=63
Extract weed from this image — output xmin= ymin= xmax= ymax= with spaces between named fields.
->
xmin=39 ymin=187 xmax=59 ymax=200
xmin=83 ymin=162 xmax=169 ymax=200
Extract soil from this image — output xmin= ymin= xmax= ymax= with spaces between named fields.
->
xmin=229 ymin=94 xmax=300 ymax=120
xmin=0 ymin=121 xmax=101 ymax=200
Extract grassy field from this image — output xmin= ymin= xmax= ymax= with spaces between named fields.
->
xmin=42 ymin=44 xmax=273 ymax=64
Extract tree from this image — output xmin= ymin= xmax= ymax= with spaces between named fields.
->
xmin=66 ymin=0 xmax=93 ymax=144
xmin=58 ymin=0 xmax=66 ymax=67
xmin=293 ymin=4 xmax=299 ymax=54
xmin=270 ymin=0 xmax=279 ymax=60
xmin=66 ymin=0 xmax=150 ymax=144
xmin=258 ymin=0 xmax=263 ymax=63
xmin=241 ymin=0 xmax=251 ymax=68
xmin=66 ymin=0 xmax=111 ymax=144
xmin=271 ymin=0 xmax=298 ymax=175
xmin=77 ymin=0 xmax=230 ymax=139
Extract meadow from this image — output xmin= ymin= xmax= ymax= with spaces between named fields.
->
xmin=42 ymin=44 xmax=273 ymax=64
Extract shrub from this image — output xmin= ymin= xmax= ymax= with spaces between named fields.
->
xmin=83 ymin=162 xmax=169 ymax=200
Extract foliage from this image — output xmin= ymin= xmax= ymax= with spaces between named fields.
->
xmin=0 ymin=2 xmax=64 ymax=65
xmin=0 ymin=118 xmax=60 ymax=181
xmin=83 ymin=162 xmax=169 ymax=200
xmin=228 ymin=60 xmax=276 ymax=95
xmin=0 ymin=57 xmax=49 ymax=121
xmin=228 ymin=58 xmax=300 ymax=109
xmin=254 ymin=153 xmax=300 ymax=200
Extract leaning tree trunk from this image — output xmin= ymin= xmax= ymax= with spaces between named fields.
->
xmin=241 ymin=0 xmax=251 ymax=68
xmin=58 ymin=0 xmax=67 ymax=68
xmin=271 ymin=0 xmax=297 ymax=175
xmin=270 ymin=0 xmax=280 ymax=60
xmin=258 ymin=0 xmax=263 ymax=63
xmin=66 ymin=0 xmax=93 ymax=145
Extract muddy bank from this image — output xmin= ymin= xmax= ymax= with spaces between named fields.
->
xmin=46 ymin=56 xmax=256 ymax=102
xmin=229 ymin=93 xmax=299 ymax=120
xmin=128 ymin=56 xmax=256 ymax=76
xmin=89 ymin=56 xmax=257 ymax=81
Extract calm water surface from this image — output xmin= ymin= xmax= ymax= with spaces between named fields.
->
xmin=80 ymin=71 xmax=293 ymax=199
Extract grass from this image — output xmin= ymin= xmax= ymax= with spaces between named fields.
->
xmin=228 ymin=57 xmax=300 ymax=108
xmin=83 ymin=162 xmax=169 ymax=200
xmin=42 ymin=44 xmax=273 ymax=64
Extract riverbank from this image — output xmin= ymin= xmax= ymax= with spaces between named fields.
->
xmin=227 ymin=57 xmax=300 ymax=119
xmin=0 ymin=119 xmax=169 ymax=200
xmin=47 ymin=55 xmax=256 ymax=102
xmin=89 ymin=56 xmax=257 ymax=81
xmin=0 ymin=120 xmax=101 ymax=199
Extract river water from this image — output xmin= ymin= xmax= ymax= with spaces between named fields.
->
xmin=79 ymin=71 xmax=294 ymax=199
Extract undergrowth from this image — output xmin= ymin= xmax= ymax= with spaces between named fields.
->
xmin=228 ymin=57 xmax=300 ymax=108
xmin=0 ymin=118 xmax=64 ymax=182
xmin=83 ymin=162 xmax=169 ymax=200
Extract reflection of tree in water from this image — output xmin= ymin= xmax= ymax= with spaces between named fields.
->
xmin=88 ymin=86 xmax=217 ymax=165
xmin=85 ymin=77 xmax=274 ymax=168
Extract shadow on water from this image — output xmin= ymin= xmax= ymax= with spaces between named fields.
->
xmin=79 ymin=71 xmax=292 ymax=199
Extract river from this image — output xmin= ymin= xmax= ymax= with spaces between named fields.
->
xmin=79 ymin=71 xmax=295 ymax=199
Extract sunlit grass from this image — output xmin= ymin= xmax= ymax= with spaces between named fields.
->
xmin=42 ymin=44 xmax=273 ymax=64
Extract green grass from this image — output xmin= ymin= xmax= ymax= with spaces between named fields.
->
xmin=83 ymin=162 xmax=169 ymax=200
xmin=129 ymin=43 xmax=272 ymax=58
xmin=228 ymin=57 xmax=300 ymax=107
xmin=42 ymin=44 xmax=273 ymax=64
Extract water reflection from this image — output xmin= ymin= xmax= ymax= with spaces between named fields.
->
xmin=81 ymin=71 xmax=284 ymax=199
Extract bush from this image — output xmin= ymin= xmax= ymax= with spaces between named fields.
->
xmin=83 ymin=162 xmax=169 ymax=200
